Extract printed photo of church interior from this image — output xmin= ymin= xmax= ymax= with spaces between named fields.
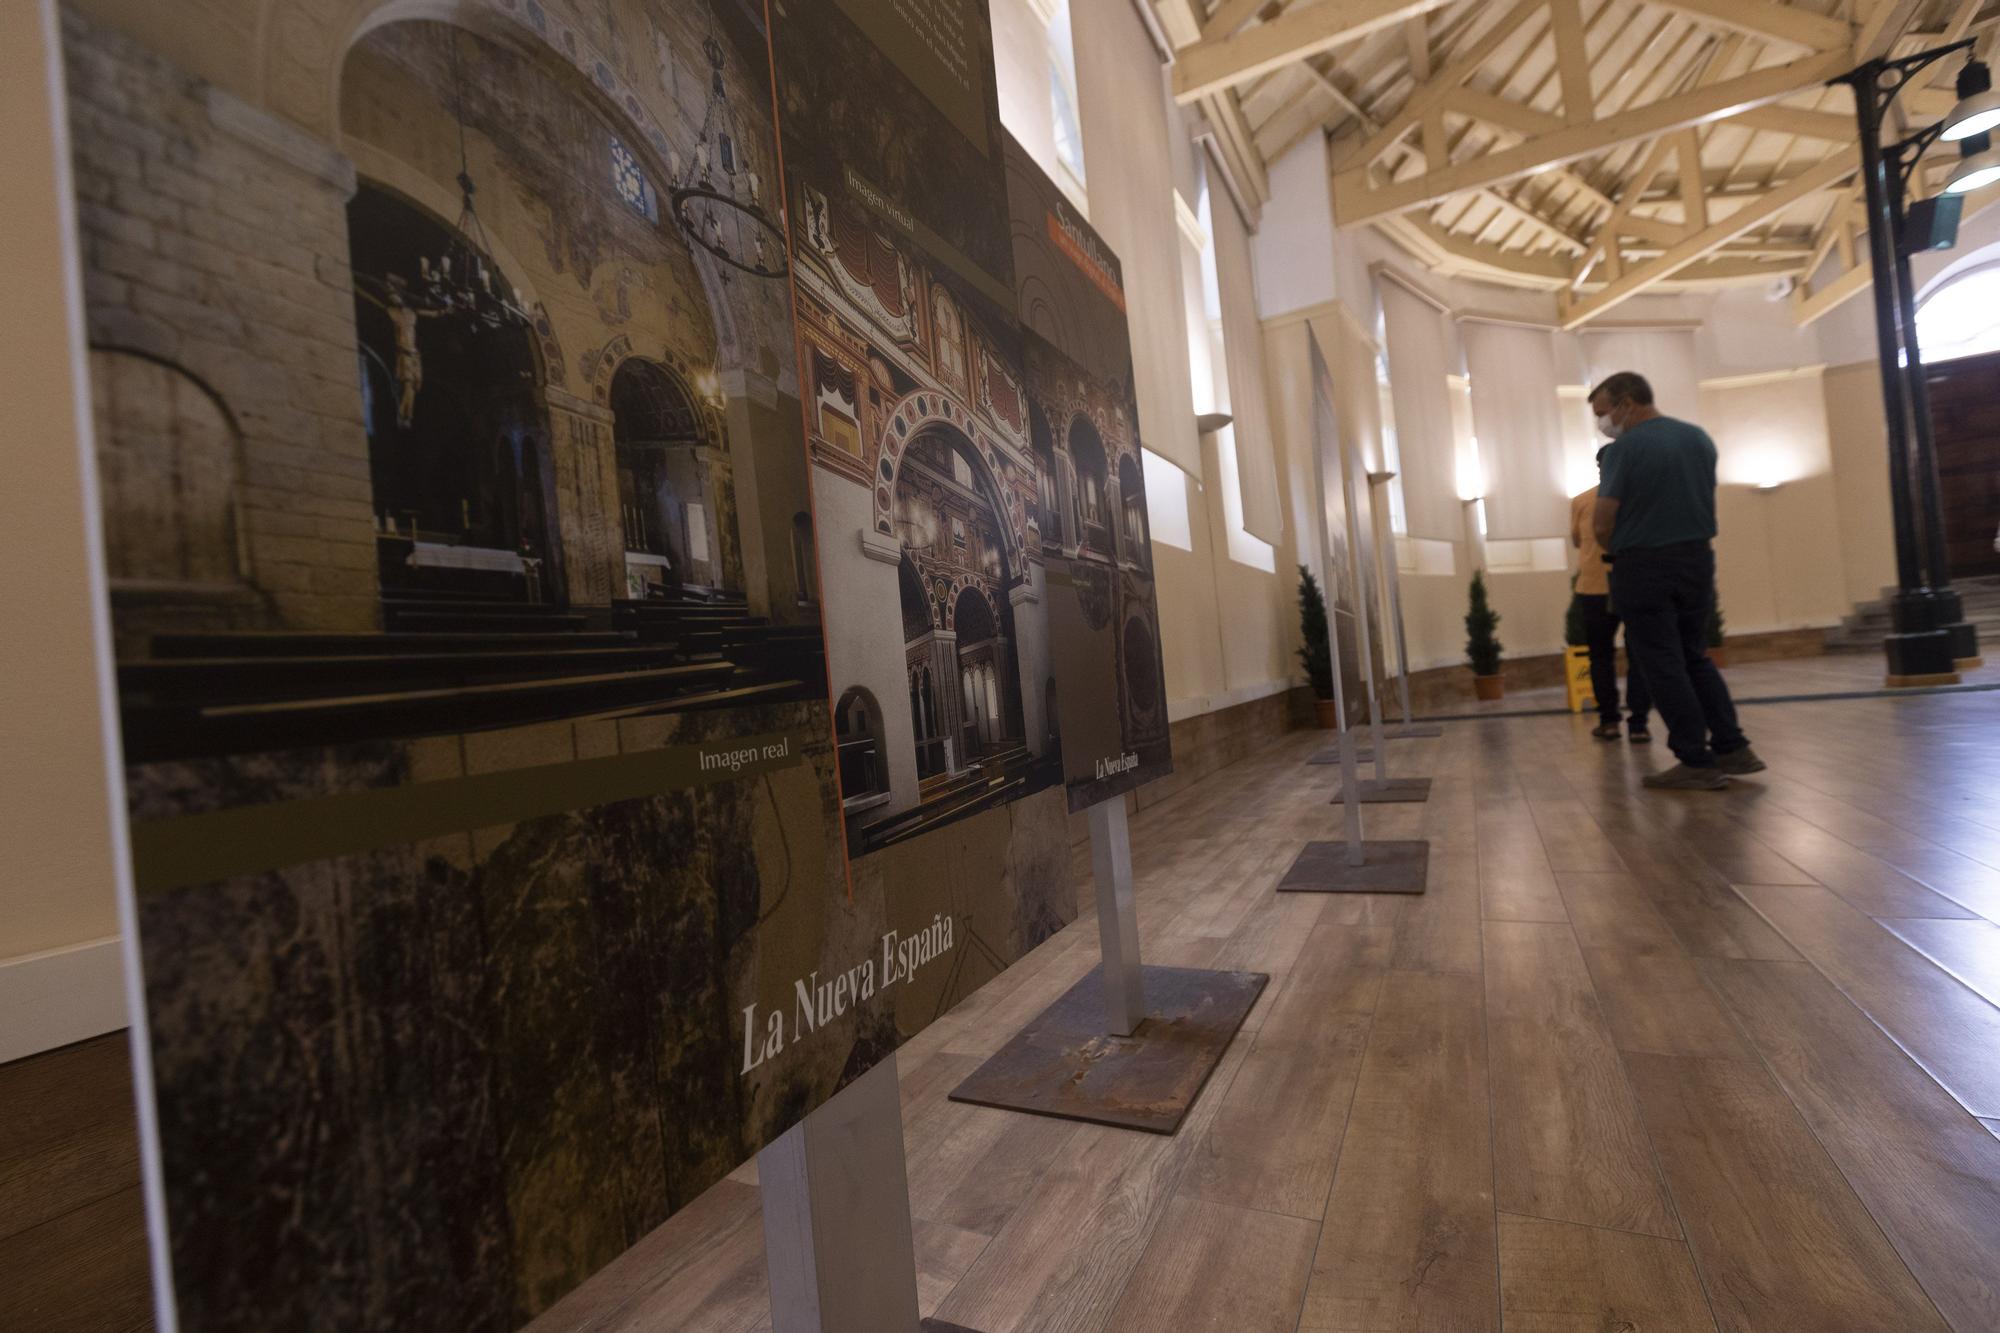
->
xmin=56 ymin=4 xmax=882 ymax=1329
xmin=82 ymin=0 xmax=825 ymax=766
xmin=1024 ymin=332 xmax=1172 ymax=809
xmin=791 ymin=186 xmax=1066 ymax=855
xmin=771 ymin=0 xmax=1071 ymax=859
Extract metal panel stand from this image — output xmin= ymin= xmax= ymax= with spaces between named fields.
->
xmin=945 ymin=795 xmax=1266 ymax=1132
xmin=763 ymin=1054 xmax=977 ymax=1333
xmin=1347 ymin=447 xmax=1428 ymax=806
xmin=1280 ymin=329 xmax=1429 ymax=894
xmin=1091 ymin=797 xmax=1145 ymax=1037
xmin=1373 ymin=475 xmax=1444 ymax=740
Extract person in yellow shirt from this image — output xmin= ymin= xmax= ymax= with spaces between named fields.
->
xmin=1572 ymin=446 xmax=1651 ymax=742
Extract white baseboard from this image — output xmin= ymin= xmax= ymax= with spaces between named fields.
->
xmin=0 ymin=936 xmax=128 ymax=1065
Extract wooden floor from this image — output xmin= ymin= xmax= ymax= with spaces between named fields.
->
xmin=12 ymin=679 xmax=2000 ymax=1331
xmin=1418 ymin=649 xmax=2000 ymax=719
xmin=0 ymin=1033 xmax=150 ymax=1333
xmin=552 ymin=678 xmax=2000 ymax=1332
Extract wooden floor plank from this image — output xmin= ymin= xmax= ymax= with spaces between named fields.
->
xmin=1526 ymin=796 xmax=1626 ymax=874
xmin=1179 ymin=922 xmax=1387 ymax=1219
xmin=1737 ymin=883 xmax=2000 ymax=1117
xmin=1298 ymin=971 xmax=1498 ymax=1332
xmin=1581 ymin=947 xmax=1750 ymax=1059
xmin=0 ymin=1035 xmax=142 ymax=1244
xmin=1478 ymin=797 xmax=1571 ymax=923
xmin=1868 ymin=845 xmax=2000 ymax=925
xmin=905 ymin=1100 xmax=1081 ymax=1241
xmin=1580 ymin=834 xmax=1801 ymax=961
xmin=1496 ymin=1212 xmax=1715 ymax=1333
xmin=1623 ymin=1053 xmax=1947 ymax=1333
xmin=1877 ymin=916 xmax=2000 ymax=1010
xmin=914 ymin=1218 xmax=991 ymax=1320
xmin=1727 ymin=813 xmax=1978 ymax=919
xmin=1484 ymin=921 xmax=1679 ymax=1237
xmin=927 ymin=1040 xmax=1250 ymax=1333
xmin=1702 ymin=957 xmax=2000 ymax=1332
xmin=1984 ymin=1118 xmax=2000 ymax=1142
xmin=523 ymin=1178 xmax=766 ymax=1333
xmin=1555 ymin=871 xmax=1678 ymax=954
xmin=0 ymin=1187 xmax=152 ymax=1333
xmin=1652 ymin=803 xmax=1819 ymax=888
xmin=1103 ymin=1196 xmax=1317 ymax=1332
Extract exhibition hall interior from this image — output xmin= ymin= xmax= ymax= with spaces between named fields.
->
xmin=8 ymin=0 xmax=2000 ymax=1328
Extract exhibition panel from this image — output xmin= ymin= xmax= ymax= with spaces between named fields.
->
xmin=60 ymin=0 xmax=1172 ymax=1327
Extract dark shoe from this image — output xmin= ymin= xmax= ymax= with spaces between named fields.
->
xmin=1643 ymin=762 xmax=1730 ymax=791
xmin=1629 ymin=725 xmax=1652 ymax=744
xmin=1715 ymin=746 xmax=1767 ymax=775
xmin=1592 ymin=723 xmax=1622 ymax=740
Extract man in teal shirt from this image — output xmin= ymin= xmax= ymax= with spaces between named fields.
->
xmin=1590 ymin=372 xmax=1766 ymax=789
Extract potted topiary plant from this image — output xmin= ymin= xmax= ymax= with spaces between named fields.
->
xmin=1564 ymin=573 xmax=1593 ymax=713
xmin=1706 ymin=578 xmax=1727 ymax=667
xmin=1466 ymin=569 xmax=1504 ymax=700
xmin=1296 ymin=565 xmax=1338 ymax=728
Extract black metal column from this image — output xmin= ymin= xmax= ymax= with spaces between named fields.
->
xmin=1886 ymin=151 xmax=1982 ymax=667
xmin=1849 ymin=62 xmax=1959 ymax=681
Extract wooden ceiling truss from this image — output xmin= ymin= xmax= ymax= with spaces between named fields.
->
xmin=1153 ymin=0 xmax=2000 ymax=324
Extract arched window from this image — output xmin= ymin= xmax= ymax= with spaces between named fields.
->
xmin=932 ymin=288 xmax=967 ymax=389
xmin=1117 ymin=453 xmax=1148 ymax=569
xmin=89 ymin=350 xmax=243 ymax=591
xmin=610 ymin=359 xmax=703 ymax=444
xmin=610 ymin=359 xmax=704 ymax=590
xmin=1917 ymin=261 xmax=2000 ymax=363
xmin=835 ymin=687 xmax=888 ymax=800
xmin=1069 ymin=414 xmax=1109 ymax=553
xmin=1030 ymin=401 xmax=1062 ymax=547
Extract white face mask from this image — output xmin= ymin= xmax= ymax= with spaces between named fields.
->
xmin=1596 ymin=411 xmax=1624 ymax=441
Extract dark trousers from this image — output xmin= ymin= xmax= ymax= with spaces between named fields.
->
xmin=1610 ymin=541 xmax=1746 ymax=767
xmin=1577 ymin=593 xmax=1651 ymax=727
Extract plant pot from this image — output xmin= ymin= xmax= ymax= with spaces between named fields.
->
xmin=1707 ymin=644 xmax=1728 ymax=668
xmin=1314 ymin=698 xmax=1339 ymax=729
xmin=1473 ymin=673 xmax=1505 ymax=702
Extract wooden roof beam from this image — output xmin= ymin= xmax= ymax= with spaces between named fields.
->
xmin=1649 ymin=0 xmax=1851 ymax=52
xmin=1334 ymin=46 xmax=1853 ymax=223
xmin=1173 ymin=0 xmax=1457 ymax=102
xmin=1732 ymin=104 xmax=1859 ymax=141
xmin=1856 ymin=0 xmax=1928 ymax=63
xmin=1201 ymin=0 xmax=1272 ymax=43
xmin=1551 ymin=0 xmax=1597 ymax=125
xmin=1341 ymin=0 xmax=1546 ymax=169
xmin=1559 ymin=148 xmax=1857 ymax=326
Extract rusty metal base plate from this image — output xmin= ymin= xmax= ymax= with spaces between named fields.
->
xmin=946 ymin=965 xmax=1268 ymax=1135
xmin=1328 ymin=776 xmax=1433 ymax=803
xmin=1277 ymin=840 xmax=1430 ymax=895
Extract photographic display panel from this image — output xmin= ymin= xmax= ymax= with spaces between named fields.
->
xmin=66 ymin=3 xmax=858 ymax=1326
xmin=771 ymin=0 xmax=1078 ymax=1034
xmin=1003 ymin=133 xmax=1173 ymax=811
xmin=60 ymin=0 xmax=1163 ymax=1326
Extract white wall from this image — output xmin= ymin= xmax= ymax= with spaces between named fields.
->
xmin=1699 ymin=371 xmax=1852 ymax=635
xmin=1003 ymin=0 xmax=1302 ymax=722
xmin=1 ymin=0 xmax=130 ymax=1062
